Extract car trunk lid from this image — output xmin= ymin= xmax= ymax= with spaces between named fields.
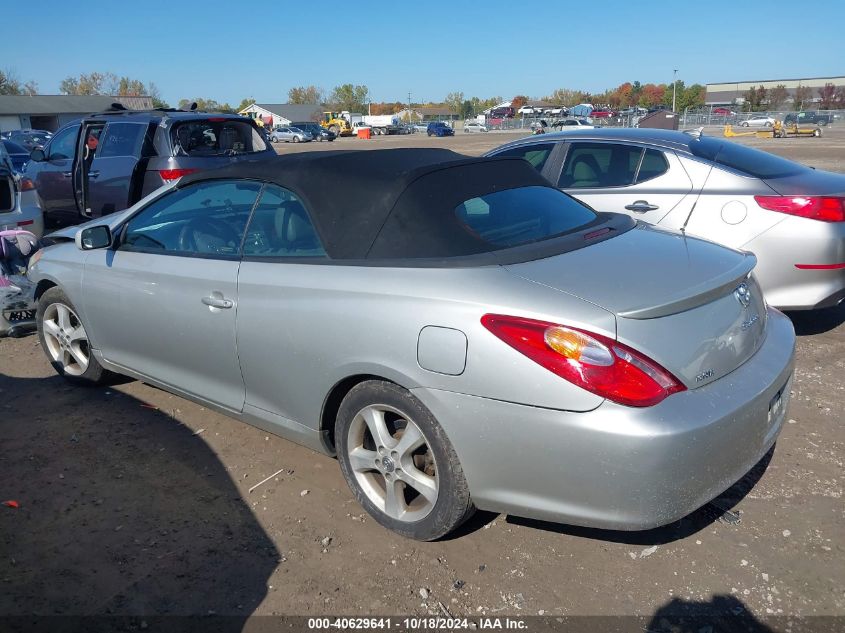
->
xmin=0 ymin=166 xmax=15 ymax=214
xmin=504 ymin=224 xmax=767 ymax=388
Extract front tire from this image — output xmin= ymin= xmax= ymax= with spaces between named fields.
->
xmin=37 ymin=287 xmax=108 ymax=384
xmin=335 ymin=380 xmax=474 ymax=541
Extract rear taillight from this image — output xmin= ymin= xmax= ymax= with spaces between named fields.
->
xmin=159 ymin=168 xmax=199 ymax=181
xmin=481 ymin=314 xmax=686 ymax=407
xmin=19 ymin=177 xmax=35 ymax=191
xmin=754 ymin=195 xmax=845 ymax=222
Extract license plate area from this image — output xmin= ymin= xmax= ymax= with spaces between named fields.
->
xmin=767 ymin=380 xmax=790 ymax=427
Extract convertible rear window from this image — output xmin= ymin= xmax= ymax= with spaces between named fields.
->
xmin=690 ymin=136 xmax=805 ymax=179
xmin=455 ymin=186 xmax=597 ymax=248
xmin=171 ymin=119 xmax=268 ymax=157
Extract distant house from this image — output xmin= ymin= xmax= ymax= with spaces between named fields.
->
xmin=0 ymin=94 xmax=154 ymax=133
xmin=395 ymin=107 xmax=458 ymax=122
xmin=239 ymin=103 xmax=323 ymax=127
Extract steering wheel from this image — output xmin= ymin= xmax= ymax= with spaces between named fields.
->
xmin=177 ymin=217 xmax=234 ymax=253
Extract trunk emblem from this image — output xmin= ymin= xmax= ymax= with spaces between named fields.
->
xmin=734 ymin=283 xmax=751 ymax=308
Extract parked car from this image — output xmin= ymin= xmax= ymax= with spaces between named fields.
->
xmin=24 ymin=106 xmax=274 ymax=228
xmin=711 ymin=108 xmax=736 ymax=117
xmin=270 ymin=126 xmax=311 ymax=143
xmin=2 ymin=140 xmax=31 ymax=173
xmin=590 ymin=110 xmax=616 ymax=118
xmin=463 ymin=121 xmax=488 ymax=133
xmin=4 ymin=129 xmax=52 ymax=151
xmin=29 ymin=148 xmax=794 ymax=541
xmin=552 ymin=118 xmax=594 ymax=129
xmin=741 ymin=116 xmax=775 ymax=128
xmin=547 ymin=107 xmax=567 ymax=116
xmin=411 ymin=122 xmax=429 ymax=133
xmin=489 ymin=107 xmax=515 ymax=118
xmin=427 ymin=122 xmax=454 ymax=137
xmin=517 ymin=106 xmax=538 ymax=115
xmin=486 ymin=128 xmax=845 ymax=310
xmin=0 ymin=141 xmax=43 ymax=237
xmin=784 ymin=111 xmax=834 ymax=126
xmin=0 ymin=229 xmax=40 ymax=337
xmin=291 ymin=122 xmax=336 ymax=141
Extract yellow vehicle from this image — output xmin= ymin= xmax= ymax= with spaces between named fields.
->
xmin=724 ymin=121 xmax=822 ymax=139
xmin=321 ymin=112 xmax=353 ymax=137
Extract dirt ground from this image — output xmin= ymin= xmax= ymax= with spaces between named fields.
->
xmin=1 ymin=127 xmax=843 ymax=629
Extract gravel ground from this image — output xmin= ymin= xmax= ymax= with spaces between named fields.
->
xmin=1 ymin=127 xmax=843 ymax=629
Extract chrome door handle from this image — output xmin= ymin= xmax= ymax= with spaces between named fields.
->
xmin=88 ymin=171 xmax=100 ymax=178
xmin=202 ymin=296 xmax=233 ymax=309
xmin=624 ymin=200 xmax=659 ymax=213
xmin=62 ymin=172 xmax=73 ymax=178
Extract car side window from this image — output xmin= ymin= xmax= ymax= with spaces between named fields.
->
xmin=46 ymin=126 xmax=78 ymax=160
xmin=242 ymin=184 xmax=326 ymax=258
xmin=98 ymin=123 xmax=146 ymax=158
xmin=636 ymin=149 xmax=669 ymax=184
xmin=495 ymin=143 xmax=554 ymax=172
xmin=558 ymin=143 xmax=642 ymax=189
xmin=120 ymin=180 xmax=261 ymax=257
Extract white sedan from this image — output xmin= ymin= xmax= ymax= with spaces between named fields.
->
xmin=463 ymin=121 xmax=488 ymax=133
xmin=740 ymin=116 xmax=775 ymax=128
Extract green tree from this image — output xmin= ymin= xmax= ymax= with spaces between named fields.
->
xmin=60 ymin=72 xmax=119 ymax=95
xmin=177 ymin=98 xmax=235 ymax=113
xmin=444 ymin=91 xmax=464 ymax=115
xmin=0 ymin=69 xmax=37 ymax=95
xmin=236 ymin=97 xmax=256 ymax=113
xmin=328 ymin=84 xmax=369 ymax=112
xmin=288 ymin=85 xmax=324 ymax=104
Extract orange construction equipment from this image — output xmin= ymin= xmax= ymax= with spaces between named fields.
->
xmin=357 ymin=127 xmax=371 ymax=140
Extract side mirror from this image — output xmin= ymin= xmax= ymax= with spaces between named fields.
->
xmin=30 ymin=148 xmax=46 ymax=162
xmin=75 ymin=225 xmax=112 ymax=250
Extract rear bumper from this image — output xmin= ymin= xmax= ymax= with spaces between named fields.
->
xmin=413 ymin=308 xmax=795 ymax=530
xmin=745 ymin=215 xmax=845 ymax=310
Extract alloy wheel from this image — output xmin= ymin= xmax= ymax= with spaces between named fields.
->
xmin=346 ymin=404 xmax=438 ymax=522
xmin=41 ymin=302 xmax=89 ymax=376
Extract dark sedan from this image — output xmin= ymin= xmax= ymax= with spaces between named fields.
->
xmin=2 ymin=140 xmax=30 ymax=173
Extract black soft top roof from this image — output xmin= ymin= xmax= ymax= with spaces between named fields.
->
xmin=178 ymin=148 xmax=562 ymax=260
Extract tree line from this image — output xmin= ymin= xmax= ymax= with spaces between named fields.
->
xmin=743 ymin=82 xmax=845 ymax=112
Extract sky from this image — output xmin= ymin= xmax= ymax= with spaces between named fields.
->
xmin=3 ymin=0 xmax=844 ymax=106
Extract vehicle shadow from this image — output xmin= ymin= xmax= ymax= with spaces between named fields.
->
xmin=502 ymin=446 xmax=774 ymax=545
xmin=646 ymin=595 xmax=776 ymax=632
xmin=786 ymin=303 xmax=845 ymax=336
xmin=0 ymin=374 xmax=278 ymax=630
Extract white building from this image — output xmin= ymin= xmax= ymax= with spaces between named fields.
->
xmin=238 ymin=103 xmax=323 ymax=127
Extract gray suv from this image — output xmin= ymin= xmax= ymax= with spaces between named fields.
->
xmin=25 ymin=105 xmax=275 ymax=226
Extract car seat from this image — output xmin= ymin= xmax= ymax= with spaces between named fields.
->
xmin=567 ymin=154 xmax=602 ymax=188
xmin=273 ymin=201 xmax=320 ymax=254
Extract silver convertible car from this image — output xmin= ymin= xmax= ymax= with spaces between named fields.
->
xmin=29 ymin=149 xmax=795 ymax=540
xmin=487 ymin=129 xmax=845 ymax=311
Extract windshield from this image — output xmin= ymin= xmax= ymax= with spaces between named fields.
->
xmin=455 ymin=186 xmax=597 ymax=248
xmin=172 ymin=119 xmax=268 ymax=156
xmin=690 ymin=136 xmax=806 ymax=179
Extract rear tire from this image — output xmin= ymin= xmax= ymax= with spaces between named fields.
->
xmin=335 ymin=380 xmax=474 ymax=541
xmin=37 ymin=287 xmax=108 ymax=385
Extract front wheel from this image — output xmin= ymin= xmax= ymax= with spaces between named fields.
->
xmin=335 ymin=380 xmax=474 ymax=540
xmin=37 ymin=287 xmax=108 ymax=384
xmin=741 ymin=121 xmax=749 ymax=127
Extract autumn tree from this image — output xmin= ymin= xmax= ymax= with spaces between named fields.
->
xmin=328 ymin=84 xmax=369 ymax=112
xmin=793 ymin=84 xmax=812 ymax=110
xmin=743 ymin=85 xmax=768 ymax=111
xmin=511 ymin=95 xmax=528 ymax=111
xmin=767 ymin=84 xmax=789 ymax=111
xmin=236 ymin=97 xmax=255 ymax=112
xmin=0 ymin=69 xmax=37 ymax=95
xmin=818 ymin=83 xmax=836 ymax=110
xmin=288 ymin=85 xmax=324 ymax=104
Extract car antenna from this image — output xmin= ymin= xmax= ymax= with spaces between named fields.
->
xmin=680 ymin=143 xmax=722 ymax=234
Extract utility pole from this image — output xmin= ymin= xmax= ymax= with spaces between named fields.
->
xmin=672 ymin=69 xmax=678 ymax=112
xmin=408 ymin=91 xmax=412 ymax=123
